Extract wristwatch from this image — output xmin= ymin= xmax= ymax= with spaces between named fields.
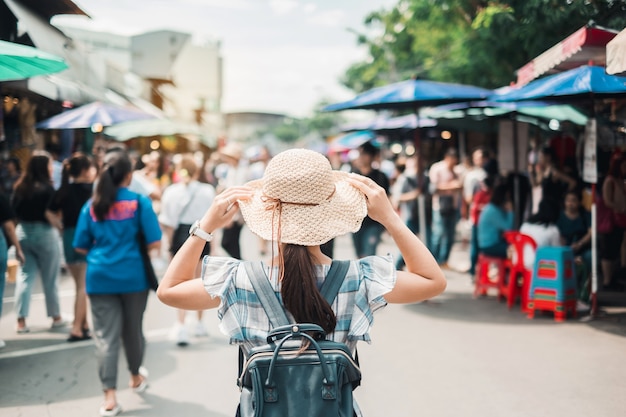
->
xmin=189 ymin=220 xmax=213 ymax=242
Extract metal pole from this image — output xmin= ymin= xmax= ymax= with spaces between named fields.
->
xmin=591 ymin=183 xmax=598 ymax=317
xmin=512 ymin=114 xmax=521 ymax=229
xmin=414 ymin=107 xmax=428 ymax=245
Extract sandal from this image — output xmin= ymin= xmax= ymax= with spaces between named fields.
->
xmin=67 ymin=333 xmax=92 ymax=342
xmin=131 ymin=367 xmax=149 ymax=393
xmin=99 ymin=403 xmax=122 ymax=417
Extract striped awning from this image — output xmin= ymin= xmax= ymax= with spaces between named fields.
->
xmin=516 ymin=25 xmax=618 ymax=86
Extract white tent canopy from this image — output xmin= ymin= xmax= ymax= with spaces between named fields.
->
xmin=607 ymin=27 xmax=626 ymax=75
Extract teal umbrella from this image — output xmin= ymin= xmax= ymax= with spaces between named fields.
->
xmin=423 ymin=101 xmax=588 ymax=126
xmin=0 ymin=40 xmax=68 ymax=81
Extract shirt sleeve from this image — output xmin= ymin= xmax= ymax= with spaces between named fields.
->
xmin=0 ymin=193 xmax=15 ymax=224
xmin=201 ymin=256 xmax=246 ymax=343
xmin=347 ymin=255 xmax=396 ymax=342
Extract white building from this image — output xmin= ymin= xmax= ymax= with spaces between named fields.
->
xmin=130 ymin=30 xmax=223 ymax=134
xmin=56 ymin=27 xmax=224 ymax=137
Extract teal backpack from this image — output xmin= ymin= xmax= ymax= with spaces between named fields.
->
xmin=236 ymin=261 xmax=361 ymax=417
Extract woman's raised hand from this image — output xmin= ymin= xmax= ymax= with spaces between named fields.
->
xmin=199 ymin=186 xmax=255 ymax=233
xmin=346 ymin=173 xmax=397 ymax=226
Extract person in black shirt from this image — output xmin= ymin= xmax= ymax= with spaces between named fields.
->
xmin=12 ymin=151 xmax=63 ymax=333
xmin=351 ymin=141 xmax=390 ymax=257
xmin=48 ymin=153 xmax=96 ymax=341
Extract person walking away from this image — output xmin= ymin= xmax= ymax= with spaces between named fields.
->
xmin=391 ymin=154 xmax=420 ymax=269
xmin=12 ymin=151 xmax=64 ymax=333
xmin=350 ymin=141 xmax=390 ymax=257
xmin=47 ymin=153 xmax=96 ymax=341
xmin=156 ymin=148 xmax=446 ymax=415
xmin=428 ymin=148 xmax=462 ymax=268
xmin=159 ymin=155 xmax=216 ymax=346
xmin=477 ymin=182 xmax=514 ymax=259
xmin=519 ymin=198 xmax=562 ymax=271
xmin=0 ymin=190 xmax=24 ymax=348
xmin=215 ymin=143 xmax=246 ymax=259
xmin=73 ymin=149 xmax=162 ymax=417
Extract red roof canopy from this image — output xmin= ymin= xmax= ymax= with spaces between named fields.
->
xmin=515 ymin=25 xmax=618 ymax=86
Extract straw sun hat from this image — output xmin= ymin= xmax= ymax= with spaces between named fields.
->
xmin=238 ymin=148 xmax=367 ymax=246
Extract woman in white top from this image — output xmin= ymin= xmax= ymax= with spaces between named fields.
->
xmin=519 ymin=198 xmax=562 ymax=270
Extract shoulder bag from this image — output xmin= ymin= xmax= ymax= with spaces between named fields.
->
xmin=137 ymin=197 xmax=159 ymax=291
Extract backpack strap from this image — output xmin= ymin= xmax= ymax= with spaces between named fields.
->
xmin=319 ymin=260 xmax=350 ymax=305
xmin=243 ymin=261 xmax=290 ymax=328
xmin=239 ymin=260 xmax=356 ymax=376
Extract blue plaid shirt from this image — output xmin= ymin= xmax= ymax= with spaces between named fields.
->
xmin=201 ymin=255 xmax=396 ymax=354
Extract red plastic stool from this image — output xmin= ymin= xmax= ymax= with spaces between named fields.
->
xmin=501 ymin=231 xmax=537 ymax=311
xmin=474 ymin=254 xmax=508 ymax=299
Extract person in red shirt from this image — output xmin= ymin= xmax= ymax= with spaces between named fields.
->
xmin=468 ymin=176 xmax=495 ymax=275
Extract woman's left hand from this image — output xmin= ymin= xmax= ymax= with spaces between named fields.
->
xmin=199 ymin=186 xmax=255 ymax=233
xmin=346 ymin=173 xmax=396 ymax=226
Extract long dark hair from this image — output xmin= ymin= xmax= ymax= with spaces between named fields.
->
xmin=280 ymin=244 xmax=336 ymax=334
xmin=92 ymin=150 xmax=132 ymax=221
xmin=56 ymin=153 xmax=93 ymax=202
xmin=13 ymin=151 xmax=52 ymax=199
xmin=489 ymin=182 xmax=510 ymax=209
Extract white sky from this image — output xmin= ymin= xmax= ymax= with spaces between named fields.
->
xmin=52 ymin=0 xmax=397 ymax=117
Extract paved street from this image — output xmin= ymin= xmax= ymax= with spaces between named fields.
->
xmin=1 ymin=227 xmax=625 ymax=417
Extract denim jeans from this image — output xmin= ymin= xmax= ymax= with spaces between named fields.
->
xmin=352 ymin=222 xmax=384 ymax=258
xmin=14 ymin=222 xmax=61 ymax=319
xmin=429 ymin=209 xmax=458 ymax=264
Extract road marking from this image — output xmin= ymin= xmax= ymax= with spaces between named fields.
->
xmin=3 ymin=289 xmax=76 ymax=304
xmin=0 ymin=327 xmax=170 ymax=360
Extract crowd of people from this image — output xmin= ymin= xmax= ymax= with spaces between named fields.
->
xmin=0 ymin=130 xmax=622 ymax=415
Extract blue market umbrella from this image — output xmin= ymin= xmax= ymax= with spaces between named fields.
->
xmin=323 ymin=79 xmax=492 ymax=111
xmin=340 ymin=114 xmax=437 ymax=132
xmin=327 ymin=130 xmax=377 ymax=152
xmin=491 ymin=65 xmax=626 ymax=102
xmin=37 ymin=101 xmax=158 ymax=130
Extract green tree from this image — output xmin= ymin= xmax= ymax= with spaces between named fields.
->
xmin=343 ymin=0 xmax=626 ymax=92
xmin=259 ymin=99 xmax=346 ymax=143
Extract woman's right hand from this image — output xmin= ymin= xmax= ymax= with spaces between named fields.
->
xmin=199 ymin=186 xmax=255 ymax=233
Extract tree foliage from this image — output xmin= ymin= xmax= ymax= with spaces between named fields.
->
xmin=343 ymin=0 xmax=626 ymax=92
xmin=257 ymin=100 xmax=345 ymax=143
